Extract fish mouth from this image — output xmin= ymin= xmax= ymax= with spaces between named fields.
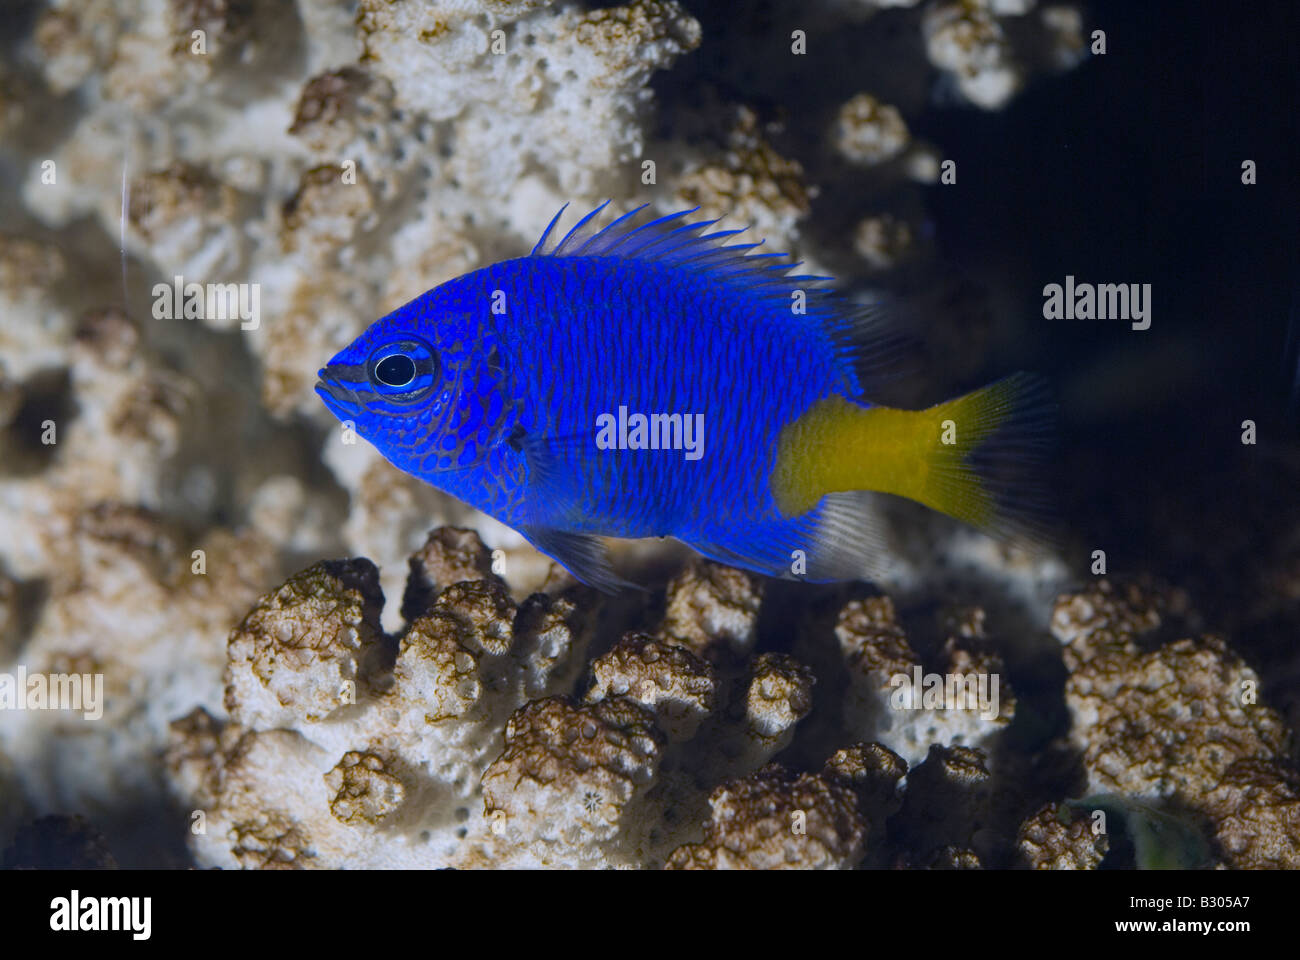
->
xmin=315 ymin=365 xmax=365 ymax=418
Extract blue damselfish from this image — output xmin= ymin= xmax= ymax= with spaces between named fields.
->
xmin=316 ymin=202 xmax=1049 ymax=589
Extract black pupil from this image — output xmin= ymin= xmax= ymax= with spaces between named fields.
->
xmin=375 ymin=354 xmax=416 ymax=387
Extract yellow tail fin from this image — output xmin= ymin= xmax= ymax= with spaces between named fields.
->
xmin=772 ymin=373 xmax=1053 ymax=543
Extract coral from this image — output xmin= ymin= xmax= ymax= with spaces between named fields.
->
xmin=671 ymin=107 xmax=813 ymax=252
xmin=356 ymin=0 xmax=702 ymax=196
xmin=401 ymin=525 xmax=503 ymax=619
xmin=223 ymin=558 xmax=386 ymax=729
xmin=1203 ymin=761 xmax=1300 ymax=870
xmin=853 ymin=213 xmax=915 ymax=271
xmin=836 ymin=595 xmax=1014 ymax=767
xmin=0 ymin=498 xmax=276 ymax=859
xmin=1054 ymin=579 xmax=1300 ymax=868
xmin=657 ymin=558 xmax=763 ymax=662
xmin=584 ymin=633 xmax=716 ymax=741
xmin=922 ymin=0 xmax=1021 ymax=110
xmin=664 ymin=760 xmax=867 ymax=870
xmin=745 ymin=653 xmax=816 ymax=744
xmin=833 ymin=94 xmax=911 ymax=167
xmin=166 ymin=528 xmax=600 ymax=868
xmin=921 ymin=0 xmax=1086 ymax=110
xmin=1016 ymin=801 xmax=1107 ymax=869
xmin=166 ymin=528 xmax=835 ymax=868
xmin=477 ymin=696 xmax=664 ymax=866
xmin=324 ymin=751 xmax=408 ymax=825
xmin=158 ymin=520 xmax=1114 ymax=870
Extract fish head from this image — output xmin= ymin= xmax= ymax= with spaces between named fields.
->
xmin=316 ymin=286 xmax=512 ymax=477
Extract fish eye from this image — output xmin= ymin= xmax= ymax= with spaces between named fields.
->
xmin=365 ymin=337 xmax=440 ymax=403
xmin=374 ymin=353 xmax=416 ymax=387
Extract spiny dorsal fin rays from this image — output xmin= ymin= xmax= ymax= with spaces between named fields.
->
xmin=536 ymin=205 xmax=839 ymax=323
xmin=580 ymin=205 xmax=700 ymax=257
xmin=616 ymin=216 xmax=722 ymax=259
xmin=530 ymin=202 xmax=812 ymax=283
xmin=530 ymin=202 xmax=570 ymax=256
xmin=572 ymin=202 xmax=651 ymax=255
xmin=551 ymin=199 xmax=614 ymax=255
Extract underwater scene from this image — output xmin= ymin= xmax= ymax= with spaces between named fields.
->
xmin=0 ymin=0 xmax=1297 ymax=888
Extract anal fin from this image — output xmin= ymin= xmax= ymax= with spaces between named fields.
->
xmin=688 ymin=491 xmax=893 ymax=584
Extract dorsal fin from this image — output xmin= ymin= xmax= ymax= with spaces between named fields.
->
xmin=532 ymin=201 xmax=821 ymax=278
xmin=530 ymin=202 xmax=914 ymax=397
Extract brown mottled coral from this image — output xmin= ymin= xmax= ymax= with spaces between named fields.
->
xmin=224 ymin=558 xmax=385 ymax=728
xmin=5 ymin=495 xmax=275 ymax=843
xmin=393 ymin=604 xmax=490 ymax=725
xmin=479 ymin=696 xmax=665 ymax=865
xmin=673 ymin=107 xmax=811 ymax=249
xmin=170 ymin=524 xmax=1297 ymax=871
xmin=168 ymin=527 xmax=600 ymax=868
xmin=744 ymin=652 xmax=816 ymax=745
xmin=833 ymin=93 xmax=910 ymax=166
xmin=400 ymin=525 xmax=502 ymax=620
xmin=126 ymin=163 xmax=242 ymax=279
xmin=288 ymin=67 xmax=384 ymax=154
xmin=585 ymin=633 xmax=716 ymax=741
xmin=324 ymin=751 xmax=407 ymax=825
xmin=356 ymin=0 xmax=700 ymax=195
xmin=1204 ymin=761 xmax=1300 ymax=870
xmin=281 ymin=164 xmax=375 ymax=257
xmin=836 ymin=595 xmax=913 ymax=678
xmin=665 ymin=760 xmax=867 ymax=870
xmin=1016 ymin=801 xmax=1109 ymax=870
xmin=1051 ymin=577 xmax=1171 ymax=660
xmin=1054 ymin=579 xmax=1300 ymax=868
xmin=575 ymin=1 xmax=702 ymax=54
xmin=853 ymin=213 xmax=915 ymax=271
xmin=657 ymin=558 xmax=763 ymax=662
xmin=836 ymin=595 xmax=1014 ymax=767
xmin=824 ymin=742 xmax=907 ymax=814
xmin=167 ymin=520 xmax=860 ymax=869
xmin=33 ymin=9 xmax=101 ymax=95
xmin=217 ymin=728 xmax=328 ymax=869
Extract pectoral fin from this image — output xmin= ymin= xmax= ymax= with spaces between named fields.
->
xmin=521 ymin=526 xmax=637 ymax=594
